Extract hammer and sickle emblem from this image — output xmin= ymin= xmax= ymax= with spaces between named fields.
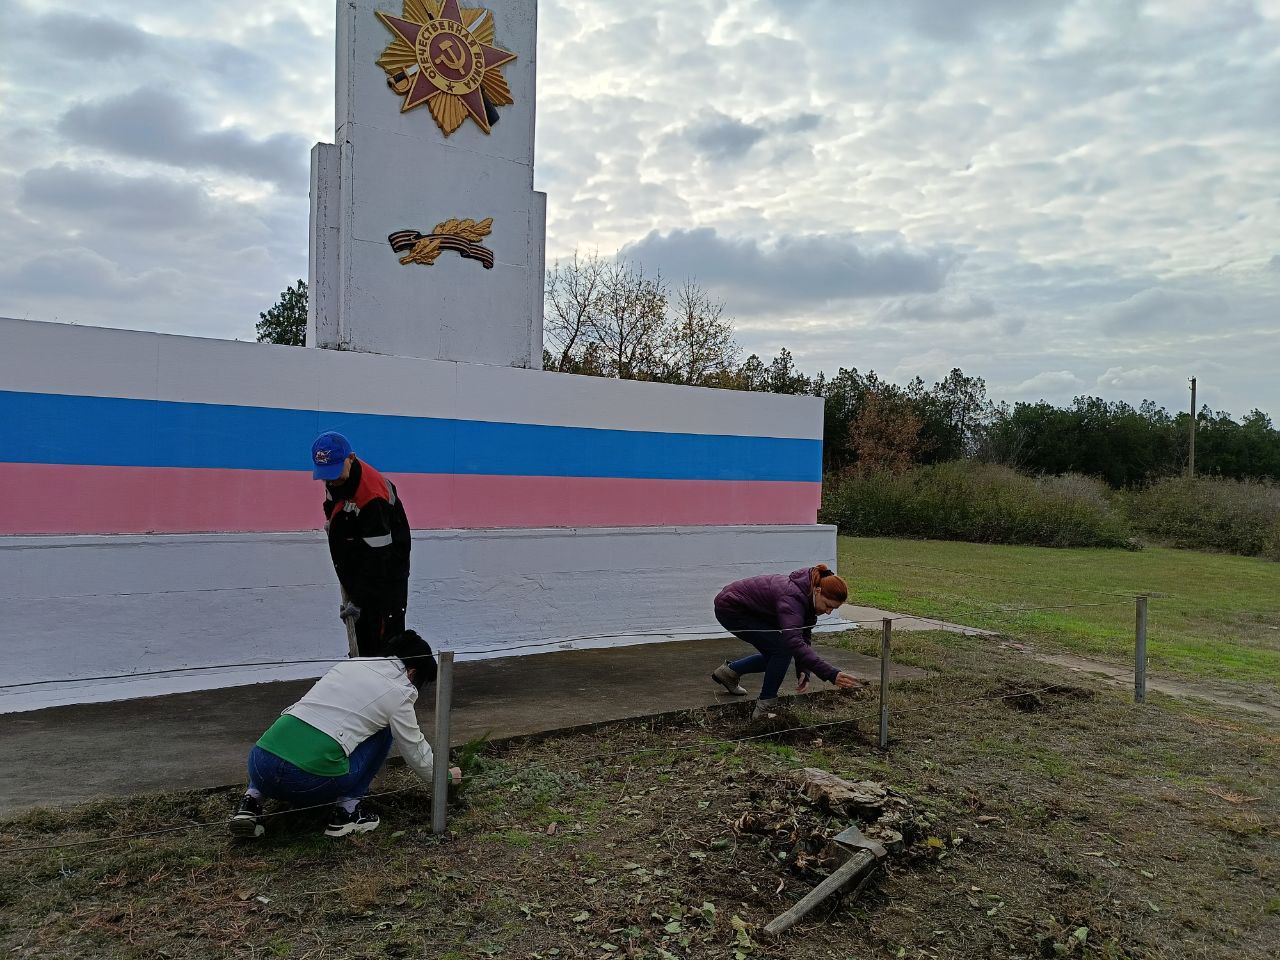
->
xmin=433 ymin=38 xmax=467 ymax=72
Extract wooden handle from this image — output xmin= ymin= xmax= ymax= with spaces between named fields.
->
xmin=340 ymin=586 xmax=358 ymax=658
xmin=764 ymin=849 xmax=877 ymax=936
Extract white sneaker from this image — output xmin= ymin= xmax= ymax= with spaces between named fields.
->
xmin=712 ymin=662 xmax=747 ymax=696
xmin=324 ymin=802 xmax=380 ymax=837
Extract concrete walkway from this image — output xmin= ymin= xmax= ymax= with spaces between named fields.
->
xmin=0 ymin=637 xmax=926 ymax=817
xmin=839 ymin=604 xmax=996 ymax=635
xmin=1023 ymin=650 xmax=1280 ymax=721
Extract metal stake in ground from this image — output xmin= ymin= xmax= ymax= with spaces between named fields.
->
xmin=1134 ymin=596 xmax=1148 ymax=703
xmin=432 ymin=651 xmax=455 ymax=834
xmin=879 ymin=618 xmax=892 ymax=749
xmin=1188 ymin=376 xmax=1197 ymax=478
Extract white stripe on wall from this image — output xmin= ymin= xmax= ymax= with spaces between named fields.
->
xmin=0 ymin=318 xmax=823 ymax=440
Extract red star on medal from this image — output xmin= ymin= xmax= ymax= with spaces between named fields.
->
xmin=376 ymin=0 xmax=517 ymax=136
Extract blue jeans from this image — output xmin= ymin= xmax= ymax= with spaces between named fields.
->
xmin=248 ymin=727 xmax=393 ymax=806
xmin=716 ymin=609 xmax=793 ymax=700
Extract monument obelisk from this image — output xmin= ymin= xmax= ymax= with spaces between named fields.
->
xmin=308 ymin=0 xmax=546 ymax=367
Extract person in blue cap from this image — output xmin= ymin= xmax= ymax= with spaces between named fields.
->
xmin=311 ymin=432 xmax=412 ymax=657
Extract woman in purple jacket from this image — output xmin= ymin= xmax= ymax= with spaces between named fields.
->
xmin=711 ymin=564 xmax=862 ymax=718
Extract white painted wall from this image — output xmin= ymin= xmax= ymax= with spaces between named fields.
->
xmin=312 ymin=0 xmax=546 ymax=366
xmin=307 ymin=142 xmax=340 ymax=350
xmin=0 ymin=317 xmax=833 ymax=711
xmin=0 ymin=317 xmax=823 ymax=439
xmin=0 ymin=525 xmax=836 ymax=713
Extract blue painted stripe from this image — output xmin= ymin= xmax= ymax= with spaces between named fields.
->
xmin=0 ymin=391 xmax=822 ymax=483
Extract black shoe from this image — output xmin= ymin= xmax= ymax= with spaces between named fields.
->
xmin=229 ymin=794 xmax=265 ymax=838
xmin=324 ymin=802 xmax=380 ymax=837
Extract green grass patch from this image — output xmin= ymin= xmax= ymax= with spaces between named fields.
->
xmin=838 ymin=536 xmax=1280 ymax=691
xmin=476 ymin=829 xmax=537 ymax=848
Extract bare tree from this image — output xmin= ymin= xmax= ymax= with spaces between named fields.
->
xmin=544 ymin=252 xmax=606 ymax=372
xmin=847 ymin=390 xmax=923 ymax=475
xmin=589 ymin=260 xmax=669 ymax=380
xmin=544 ymin=254 xmax=741 ymax=385
xmin=659 ymin=280 xmax=740 ymax=386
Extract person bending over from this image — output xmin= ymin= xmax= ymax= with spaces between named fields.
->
xmin=311 ymin=431 xmax=412 ymax=657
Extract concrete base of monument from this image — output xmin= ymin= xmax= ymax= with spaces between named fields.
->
xmin=0 ymin=524 xmax=835 ymax=713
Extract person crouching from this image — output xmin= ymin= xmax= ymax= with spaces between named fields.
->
xmin=710 ymin=564 xmax=864 ymax=719
xmin=229 ymin=631 xmax=459 ymax=839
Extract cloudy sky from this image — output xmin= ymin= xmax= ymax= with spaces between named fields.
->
xmin=1 ymin=0 xmax=1277 ymax=417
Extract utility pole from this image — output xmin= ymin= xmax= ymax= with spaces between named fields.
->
xmin=1188 ymin=377 xmax=1197 ymax=478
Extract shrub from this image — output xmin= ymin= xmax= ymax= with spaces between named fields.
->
xmin=1123 ymin=477 xmax=1280 ymax=560
xmin=820 ymin=462 xmax=1137 ymax=549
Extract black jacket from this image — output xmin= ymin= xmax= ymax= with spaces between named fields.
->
xmin=323 ymin=458 xmax=411 ymax=610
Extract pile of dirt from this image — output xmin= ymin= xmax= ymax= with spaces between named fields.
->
xmin=996 ymin=681 xmax=1097 ymax=712
xmin=734 ymin=768 xmax=943 ymax=892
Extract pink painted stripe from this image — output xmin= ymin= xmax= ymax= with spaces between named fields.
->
xmin=0 ymin=464 xmax=317 ymax=535
xmin=399 ymin=473 xmax=821 ymax=529
xmin=0 ymin=464 xmax=821 ymax=535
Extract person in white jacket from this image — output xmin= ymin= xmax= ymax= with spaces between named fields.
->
xmin=229 ymin=631 xmax=459 ymax=838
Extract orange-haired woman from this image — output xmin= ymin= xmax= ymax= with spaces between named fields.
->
xmin=710 ymin=564 xmax=863 ymax=718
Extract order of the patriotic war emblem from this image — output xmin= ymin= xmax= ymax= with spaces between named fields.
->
xmin=376 ymin=0 xmax=516 ymax=136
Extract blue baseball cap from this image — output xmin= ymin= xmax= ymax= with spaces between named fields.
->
xmin=311 ymin=431 xmax=352 ymax=480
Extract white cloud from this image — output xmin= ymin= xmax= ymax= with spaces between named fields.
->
xmin=875 ymin=292 xmax=997 ymax=324
xmin=620 ymin=227 xmax=955 ymax=310
xmin=1096 ymin=365 xmax=1185 ymax=392
xmin=1008 ymin=370 xmax=1084 ymax=398
xmin=34 ymin=11 xmax=152 ymax=60
xmin=0 ymin=248 xmax=183 ymax=303
xmin=1099 ymin=283 xmax=1280 ymax=340
xmin=0 ymin=0 xmax=1275 ymax=416
xmin=58 ymin=87 xmax=308 ymax=187
xmin=1101 ymin=288 xmax=1226 ymax=333
xmin=19 ymin=163 xmax=214 ymax=230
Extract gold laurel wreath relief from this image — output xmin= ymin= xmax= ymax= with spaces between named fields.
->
xmin=389 ymin=218 xmax=495 ymax=268
xmin=396 ymin=219 xmax=492 ymax=265
xmin=434 ymin=217 xmax=493 ymax=242
xmin=399 ymin=237 xmax=444 ymax=265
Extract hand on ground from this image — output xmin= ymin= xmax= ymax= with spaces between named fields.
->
xmin=833 ymin=671 xmax=864 ymax=689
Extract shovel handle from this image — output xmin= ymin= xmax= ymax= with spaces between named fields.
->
xmin=764 ymin=849 xmax=877 ymax=936
xmin=340 ymin=586 xmax=359 ymax=658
